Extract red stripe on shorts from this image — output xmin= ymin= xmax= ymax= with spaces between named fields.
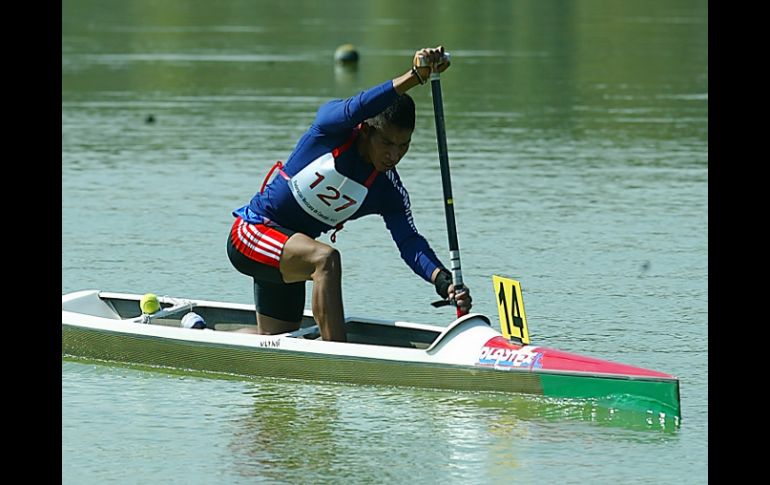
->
xmin=230 ymin=217 xmax=289 ymax=269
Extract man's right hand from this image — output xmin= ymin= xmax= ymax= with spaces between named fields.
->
xmin=448 ymin=284 xmax=472 ymax=314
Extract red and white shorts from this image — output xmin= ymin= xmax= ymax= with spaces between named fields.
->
xmin=229 ymin=217 xmax=292 ymax=269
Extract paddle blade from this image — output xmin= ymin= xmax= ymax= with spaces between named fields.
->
xmin=492 ymin=275 xmax=530 ymax=344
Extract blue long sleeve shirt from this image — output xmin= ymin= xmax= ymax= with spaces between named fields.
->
xmin=233 ymin=80 xmax=444 ymax=282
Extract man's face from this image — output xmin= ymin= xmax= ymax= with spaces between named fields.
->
xmin=365 ymin=124 xmax=412 ymax=172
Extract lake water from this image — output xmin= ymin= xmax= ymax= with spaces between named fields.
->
xmin=63 ymin=0 xmax=708 ymax=483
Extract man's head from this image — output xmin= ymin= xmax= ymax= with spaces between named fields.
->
xmin=360 ymin=94 xmax=415 ymax=172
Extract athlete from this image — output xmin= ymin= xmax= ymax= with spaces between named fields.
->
xmin=227 ymin=46 xmax=472 ymax=342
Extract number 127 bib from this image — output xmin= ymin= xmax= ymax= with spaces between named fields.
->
xmin=289 ymin=152 xmax=368 ymax=226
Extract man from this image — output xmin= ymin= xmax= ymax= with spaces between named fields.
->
xmin=227 ymin=46 xmax=472 ymax=342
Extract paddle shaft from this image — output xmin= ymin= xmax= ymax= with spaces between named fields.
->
xmin=429 ymin=67 xmax=466 ymax=317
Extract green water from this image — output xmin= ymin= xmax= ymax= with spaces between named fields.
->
xmin=63 ymin=0 xmax=707 ymax=483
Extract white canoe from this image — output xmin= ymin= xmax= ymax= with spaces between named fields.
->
xmin=62 ymin=290 xmax=681 ymax=417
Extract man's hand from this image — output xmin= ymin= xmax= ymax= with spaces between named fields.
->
xmin=449 ymin=284 xmax=472 ymax=314
xmin=413 ymin=45 xmax=451 ymax=81
xmin=433 ymin=268 xmax=472 ymax=313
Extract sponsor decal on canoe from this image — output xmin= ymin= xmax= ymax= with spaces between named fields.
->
xmin=259 ymin=339 xmax=280 ymax=348
xmin=477 ymin=336 xmax=542 ymax=370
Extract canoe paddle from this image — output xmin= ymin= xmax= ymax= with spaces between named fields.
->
xmin=424 ymin=52 xmax=467 ymax=318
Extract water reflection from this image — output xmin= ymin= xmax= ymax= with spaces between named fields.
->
xmin=229 ymin=383 xmax=342 ymax=481
xmin=334 ymin=62 xmax=359 ymax=87
xmin=227 ymin=378 xmax=679 ymax=480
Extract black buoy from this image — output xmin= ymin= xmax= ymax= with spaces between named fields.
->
xmin=334 ymin=44 xmax=359 ymax=64
xmin=145 ymin=114 xmax=155 ymax=124
xmin=638 ymin=260 xmax=651 ymax=278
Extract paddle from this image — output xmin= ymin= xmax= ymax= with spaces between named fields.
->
xmin=425 ymin=52 xmax=467 ymax=318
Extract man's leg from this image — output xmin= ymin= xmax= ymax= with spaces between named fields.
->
xmin=229 ymin=276 xmax=304 ymax=335
xmin=227 ymin=221 xmax=305 ymax=335
xmin=278 ymin=233 xmax=346 ymax=342
xmin=254 ymin=314 xmax=301 ymax=334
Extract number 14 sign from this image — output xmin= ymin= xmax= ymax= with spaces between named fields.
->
xmin=492 ymin=275 xmax=530 ymax=344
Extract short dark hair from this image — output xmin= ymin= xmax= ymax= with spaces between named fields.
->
xmin=368 ymin=94 xmax=415 ymax=132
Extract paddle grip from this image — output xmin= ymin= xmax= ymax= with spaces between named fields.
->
xmin=416 ymin=52 xmax=451 ymax=68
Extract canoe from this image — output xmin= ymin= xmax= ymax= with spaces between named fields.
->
xmin=61 ymin=289 xmax=681 ymax=419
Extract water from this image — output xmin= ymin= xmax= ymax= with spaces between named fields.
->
xmin=63 ymin=0 xmax=707 ymax=483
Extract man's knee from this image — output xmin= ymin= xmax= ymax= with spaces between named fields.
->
xmin=311 ymin=246 xmax=341 ymax=276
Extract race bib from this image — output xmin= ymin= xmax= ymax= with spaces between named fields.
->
xmin=289 ymin=152 xmax=368 ymax=226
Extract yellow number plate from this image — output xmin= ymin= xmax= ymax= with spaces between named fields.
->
xmin=492 ymin=275 xmax=530 ymax=344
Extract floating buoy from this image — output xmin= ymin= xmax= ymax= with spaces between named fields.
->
xmin=334 ymin=44 xmax=359 ymax=64
xmin=145 ymin=114 xmax=155 ymax=124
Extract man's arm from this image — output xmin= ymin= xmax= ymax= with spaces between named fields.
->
xmin=313 ymin=81 xmax=398 ymax=134
xmin=314 ymin=46 xmax=451 ymax=133
xmin=384 ymin=207 xmax=472 ymax=313
xmin=384 ymin=208 xmax=443 ymax=284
